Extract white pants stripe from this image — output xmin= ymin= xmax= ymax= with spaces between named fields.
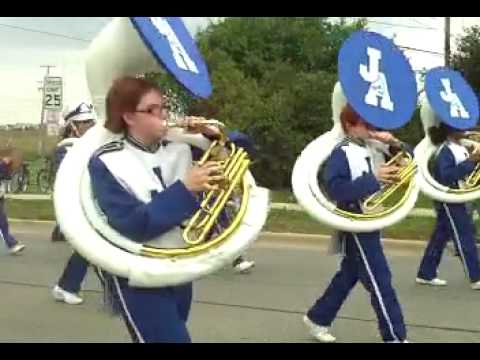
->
xmin=443 ymin=204 xmax=471 ymax=279
xmin=353 ymin=234 xmax=399 ymax=342
xmin=112 ymin=276 xmax=145 ymax=343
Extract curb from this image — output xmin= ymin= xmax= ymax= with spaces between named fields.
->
xmin=270 ymin=202 xmax=436 ymax=218
xmin=8 ymin=219 xmax=428 ymax=250
xmin=9 ymin=218 xmax=55 ymax=224
xmin=256 ymin=231 xmax=428 ymax=252
xmin=11 ymin=220 xmax=477 ymax=252
xmin=5 ymin=195 xmax=438 ymax=218
xmin=5 ymin=194 xmax=52 ymax=200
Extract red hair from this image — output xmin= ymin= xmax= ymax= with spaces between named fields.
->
xmin=339 ymin=104 xmax=369 ymax=132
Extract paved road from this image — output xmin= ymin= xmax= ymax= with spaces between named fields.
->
xmin=0 ymin=221 xmax=477 ymax=343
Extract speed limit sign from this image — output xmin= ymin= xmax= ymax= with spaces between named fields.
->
xmin=44 ymin=76 xmax=63 ymax=110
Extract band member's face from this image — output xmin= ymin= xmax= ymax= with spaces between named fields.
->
xmin=128 ymin=90 xmax=169 ymax=141
xmin=448 ymin=130 xmax=464 ymax=142
xmin=74 ymin=120 xmax=95 ymax=137
xmin=345 ymin=119 xmax=372 ymax=139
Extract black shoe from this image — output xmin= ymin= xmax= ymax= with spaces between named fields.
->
xmin=51 ymin=227 xmax=66 ymax=242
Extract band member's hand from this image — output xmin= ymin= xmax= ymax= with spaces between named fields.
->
xmin=184 ymin=116 xmax=222 ymax=138
xmin=1 ymin=157 xmax=12 ymax=166
xmin=368 ymin=130 xmax=399 ymax=145
xmin=469 ymin=149 xmax=480 ymax=163
xmin=183 ymin=161 xmax=224 ymax=192
xmin=375 ymin=164 xmax=401 ymax=184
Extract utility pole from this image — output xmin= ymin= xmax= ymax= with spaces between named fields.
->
xmin=445 ymin=17 xmax=451 ymax=67
xmin=38 ymin=65 xmax=55 ymax=156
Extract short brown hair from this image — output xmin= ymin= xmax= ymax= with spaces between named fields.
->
xmin=104 ymin=76 xmax=164 ymax=133
xmin=340 ymin=103 xmax=366 ymax=132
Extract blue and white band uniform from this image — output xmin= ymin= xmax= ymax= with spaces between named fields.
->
xmin=417 ymin=67 xmax=480 ymax=285
xmin=88 ymin=131 xmax=253 ymax=342
xmin=0 ymin=160 xmax=21 ymax=250
xmin=53 ymin=137 xmax=93 ymax=294
xmin=303 ymin=30 xmax=416 ymax=343
xmin=417 ymin=141 xmax=480 ymax=283
xmin=307 ymin=138 xmax=407 ymax=342
xmin=53 ymin=100 xmax=97 ymax=294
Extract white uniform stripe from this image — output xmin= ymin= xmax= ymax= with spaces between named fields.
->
xmin=353 ymin=234 xmax=399 ymax=342
xmin=112 ymin=276 xmax=145 ymax=343
xmin=0 ymin=228 xmax=5 ymax=244
xmin=442 ymin=204 xmax=471 ymax=279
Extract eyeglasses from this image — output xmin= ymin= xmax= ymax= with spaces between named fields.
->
xmin=135 ymin=104 xmax=169 ymax=117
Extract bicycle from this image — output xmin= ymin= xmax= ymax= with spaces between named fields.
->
xmin=7 ymin=163 xmax=29 ymax=193
xmin=37 ymin=156 xmax=55 ymax=194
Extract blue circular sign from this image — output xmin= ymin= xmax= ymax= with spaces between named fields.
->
xmin=425 ymin=67 xmax=479 ymax=130
xmin=338 ymin=30 xmax=417 ymax=130
xmin=130 ymin=17 xmax=212 ymax=99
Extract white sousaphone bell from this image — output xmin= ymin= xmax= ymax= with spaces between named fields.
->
xmin=291 ymin=30 xmax=420 ymax=232
xmin=54 ymin=17 xmax=269 ymax=287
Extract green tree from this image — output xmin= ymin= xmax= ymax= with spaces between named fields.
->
xmin=145 ymin=70 xmax=193 ymax=115
xmin=393 ymin=107 xmax=423 ymax=147
xmin=451 ymin=25 xmax=480 ymax=94
xmin=188 ymin=17 xmax=365 ymax=188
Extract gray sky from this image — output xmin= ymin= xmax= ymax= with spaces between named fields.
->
xmin=364 ymin=17 xmax=480 ymax=100
xmin=0 ymin=17 xmax=477 ymax=125
xmin=0 ymin=17 xmax=213 ymax=125
xmin=365 ymin=17 xmax=480 ymax=71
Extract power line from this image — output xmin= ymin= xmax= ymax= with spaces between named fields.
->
xmin=397 ymin=44 xmax=444 ymax=56
xmin=0 ymin=22 xmax=91 ymax=43
xmin=348 ymin=18 xmax=445 ymax=56
xmin=410 ymin=17 xmax=441 ymax=30
xmin=363 ymin=18 xmax=458 ymax=57
xmin=367 ymin=19 xmax=439 ymax=31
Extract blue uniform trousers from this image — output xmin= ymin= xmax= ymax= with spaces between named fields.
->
xmin=418 ymin=203 xmax=480 ymax=283
xmin=307 ymin=231 xmax=407 ymax=342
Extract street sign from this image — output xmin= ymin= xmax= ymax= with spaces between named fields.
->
xmin=43 ymin=76 xmax=63 ymax=110
xmin=45 ymin=110 xmax=61 ymax=136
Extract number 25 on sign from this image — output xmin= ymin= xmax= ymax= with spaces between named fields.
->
xmin=44 ymin=77 xmax=63 ymax=110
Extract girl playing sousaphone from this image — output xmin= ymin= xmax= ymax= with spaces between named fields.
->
xmin=295 ymin=30 xmax=418 ymax=343
xmin=415 ymin=68 xmax=480 ymax=290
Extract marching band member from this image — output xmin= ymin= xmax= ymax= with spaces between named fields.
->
xmin=416 ymin=124 xmax=480 ymax=290
xmin=301 ymin=31 xmax=418 ymax=343
xmin=51 ymin=102 xmax=96 ymax=305
xmin=51 ymin=103 xmax=96 ymax=242
xmin=87 ymin=76 xmax=229 ymax=342
xmin=52 ymin=17 xmax=268 ymax=340
xmin=303 ymin=103 xmax=409 ymax=343
xmin=0 ymin=149 xmax=25 ymax=255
